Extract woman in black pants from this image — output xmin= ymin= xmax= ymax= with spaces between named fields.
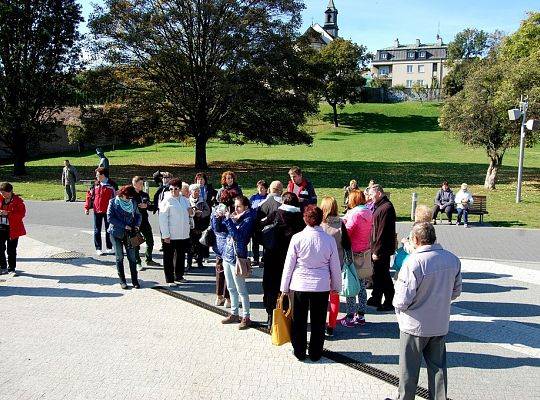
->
xmin=280 ymin=205 xmax=342 ymax=362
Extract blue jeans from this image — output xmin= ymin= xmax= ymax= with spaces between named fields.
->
xmin=457 ymin=208 xmax=468 ymax=224
xmin=222 ymin=259 xmax=250 ymax=318
xmin=94 ymin=212 xmax=112 ymax=250
xmin=113 ymin=236 xmax=138 ymax=284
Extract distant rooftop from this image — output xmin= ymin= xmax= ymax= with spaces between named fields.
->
xmin=380 ymin=43 xmax=447 ymax=50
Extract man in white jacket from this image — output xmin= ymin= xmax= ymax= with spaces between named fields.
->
xmin=454 ymin=183 xmax=474 ymax=227
xmin=386 ymin=222 xmax=462 ymax=400
xmin=159 ymin=178 xmax=192 ymax=286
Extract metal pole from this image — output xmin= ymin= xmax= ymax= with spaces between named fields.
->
xmin=411 ymin=192 xmax=418 ymax=221
xmin=516 ymin=100 xmax=528 ymax=203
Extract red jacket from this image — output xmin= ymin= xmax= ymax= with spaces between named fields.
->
xmin=0 ymin=193 xmax=27 ymax=240
xmin=85 ymin=182 xmax=115 ymax=214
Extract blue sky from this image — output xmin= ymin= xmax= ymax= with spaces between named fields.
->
xmin=79 ymin=0 xmax=538 ymax=52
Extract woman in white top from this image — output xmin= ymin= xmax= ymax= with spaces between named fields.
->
xmin=159 ymin=178 xmax=192 ymax=286
xmin=454 ymin=183 xmax=474 ymax=227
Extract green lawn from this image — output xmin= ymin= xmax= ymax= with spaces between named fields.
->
xmin=3 ymin=102 xmax=540 ymax=227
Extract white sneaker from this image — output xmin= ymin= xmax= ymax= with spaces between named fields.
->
xmin=136 ymin=263 xmax=145 ymax=271
xmin=96 ymin=249 xmax=103 ymax=256
xmin=105 ymin=248 xmax=114 ymax=255
xmin=464 ymin=223 xmax=469 ymax=228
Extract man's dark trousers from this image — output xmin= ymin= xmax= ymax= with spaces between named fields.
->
xmin=371 ymin=256 xmax=395 ymax=306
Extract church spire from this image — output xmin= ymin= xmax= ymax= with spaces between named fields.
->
xmin=324 ymin=0 xmax=339 ymax=37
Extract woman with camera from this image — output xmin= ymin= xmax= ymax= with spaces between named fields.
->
xmin=212 ymin=195 xmax=255 ymax=330
xmin=107 ymin=185 xmax=142 ymax=289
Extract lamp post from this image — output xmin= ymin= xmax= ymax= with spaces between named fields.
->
xmin=508 ymin=97 xmax=528 ymax=203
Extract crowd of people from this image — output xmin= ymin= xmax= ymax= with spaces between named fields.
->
xmin=0 ymin=162 xmax=466 ymax=399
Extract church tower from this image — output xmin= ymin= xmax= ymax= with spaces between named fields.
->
xmin=323 ymin=0 xmax=339 ymax=38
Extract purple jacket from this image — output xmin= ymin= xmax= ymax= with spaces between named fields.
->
xmin=280 ymin=226 xmax=342 ymax=293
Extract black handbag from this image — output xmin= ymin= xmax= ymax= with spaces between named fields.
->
xmin=199 ymin=226 xmax=216 ymax=247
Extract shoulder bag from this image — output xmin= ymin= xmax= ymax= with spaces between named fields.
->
xmin=271 ymin=294 xmax=292 ymax=346
xmin=233 ymin=240 xmax=252 ymax=278
xmin=340 ymin=250 xmax=361 ymax=297
xmin=199 ymin=226 xmax=216 ymax=247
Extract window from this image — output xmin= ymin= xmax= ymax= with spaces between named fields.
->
xmin=417 ymin=79 xmax=424 ymax=86
xmin=419 ymin=51 xmax=426 ymax=58
xmin=379 ymin=52 xmax=388 ymax=60
xmin=418 ymin=65 xmax=425 ymax=73
xmin=327 ymin=14 xmax=332 ymax=23
xmin=407 ymin=51 xmax=416 ymax=59
xmin=433 ymin=62 xmax=438 ymax=72
xmin=406 ymin=65 xmax=413 ymax=73
xmin=379 ymin=66 xmax=389 ymax=76
xmin=406 ymin=80 xmax=413 ymax=88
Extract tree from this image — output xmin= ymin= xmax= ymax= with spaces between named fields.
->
xmin=447 ymin=28 xmax=489 ymax=61
xmin=440 ymin=54 xmax=539 ymax=189
xmin=0 ymin=0 xmax=82 ymax=175
xmin=90 ymin=0 xmax=318 ymax=169
xmin=443 ymin=28 xmax=489 ymax=97
xmin=499 ymin=12 xmax=540 ymax=60
xmin=312 ymin=38 xmax=368 ymax=127
xmin=411 ymin=82 xmax=428 ymax=102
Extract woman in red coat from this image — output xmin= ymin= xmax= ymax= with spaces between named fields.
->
xmin=0 ymin=182 xmax=27 ymax=276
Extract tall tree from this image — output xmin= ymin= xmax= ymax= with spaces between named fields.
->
xmin=441 ymin=12 xmax=540 ymax=190
xmin=443 ymin=28 xmax=489 ymax=97
xmin=0 ymin=0 xmax=82 ymax=175
xmin=447 ymin=28 xmax=489 ymax=61
xmin=499 ymin=12 xmax=540 ymax=60
xmin=440 ymin=54 xmax=539 ymax=189
xmin=90 ymin=0 xmax=318 ymax=169
xmin=309 ymin=38 xmax=368 ymax=127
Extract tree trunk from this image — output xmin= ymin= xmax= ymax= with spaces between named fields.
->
xmin=484 ymin=153 xmax=504 ymax=190
xmin=331 ymin=103 xmax=339 ymax=127
xmin=195 ymin=134 xmax=208 ymax=169
xmin=12 ymin=124 xmax=27 ymax=176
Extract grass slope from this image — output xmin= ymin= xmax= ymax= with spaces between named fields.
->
xmin=2 ymin=102 xmax=539 ymax=227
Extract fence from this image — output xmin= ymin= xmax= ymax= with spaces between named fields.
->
xmin=362 ymin=87 xmax=442 ymax=103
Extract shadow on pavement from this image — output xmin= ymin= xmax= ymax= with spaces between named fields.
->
xmin=0 ymin=286 xmax=123 ymax=298
xmin=462 ymin=282 xmax=528 ymax=294
xmin=462 ymin=272 xmax=512 ymax=280
xmin=453 ymin=301 xmax=540 ymax=317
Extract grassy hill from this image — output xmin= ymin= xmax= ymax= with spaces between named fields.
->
xmin=3 ymin=102 xmax=539 ymax=227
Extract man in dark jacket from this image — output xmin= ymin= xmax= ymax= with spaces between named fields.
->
xmin=432 ymin=181 xmax=455 ymax=224
xmin=257 ymin=181 xmax=283 ymax=222
xmin=368 ymin=184 xmax=396 ymax=311
xmin=153 ymin=171 xmax=172 ymax=213
xmin=132 ymin=176 xmax=159 ymax=269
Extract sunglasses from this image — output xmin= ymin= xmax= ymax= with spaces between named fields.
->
xmin=170 ymin=187 xmax=180 ymax=191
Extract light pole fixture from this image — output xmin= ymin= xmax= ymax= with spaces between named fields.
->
xmin=507 ymin=96 xmax=539 ymax=203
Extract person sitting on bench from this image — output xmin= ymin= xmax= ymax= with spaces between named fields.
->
xmin=432 ymin=181 xmax=455 ymax=224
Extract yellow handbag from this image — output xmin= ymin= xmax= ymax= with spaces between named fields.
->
xmin=271 ymin=294 xmax=292 ymax=346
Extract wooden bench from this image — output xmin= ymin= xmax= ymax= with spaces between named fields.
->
xmin=468 ymin=195 xmax=489 ymax=223
xmin=438 ymin=195 xmax=489 ymax=224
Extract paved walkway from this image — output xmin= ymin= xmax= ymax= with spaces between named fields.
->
xmin=1 ymin=237 xmax=401 ymax=400
xmin=1 ymin=201 xmax=539 ymax=399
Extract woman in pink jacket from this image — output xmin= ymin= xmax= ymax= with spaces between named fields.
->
xmin=341 ymin=190 xmax=372 ymax=327
xmin=280 ymin=205 xmax=341 ymax=362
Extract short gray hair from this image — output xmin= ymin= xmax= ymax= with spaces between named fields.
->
xmin=411 ymin=222 xmax=436 ymax=245
xmin=370 ymin=184 xmax=384 ymax=194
